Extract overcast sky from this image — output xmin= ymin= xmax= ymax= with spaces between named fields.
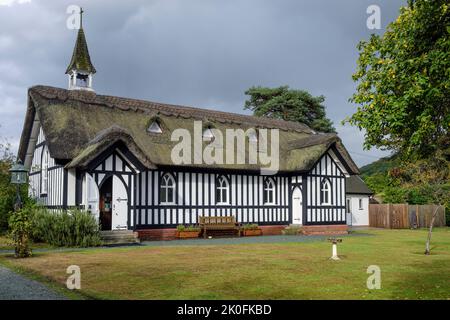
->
xmin=0 ymin=0 xmax=406 ymax=166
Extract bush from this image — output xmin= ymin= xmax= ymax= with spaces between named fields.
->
xmin=282 ymin=225 xmax=302 ymax=235
xmin=177 ymin=224 xmax=200 ymax=232
xmin=382 ymin=186 xmax=408 ymax=203
xmin=0 ymin=182 xmax=30 ymax=233
xmin=31 ymin=207 xmax=101 ymax=247
xmin=8 ymin=205 xmax=33 ymax=258
xmin=241 ymin=223 xmax=259 ymax=230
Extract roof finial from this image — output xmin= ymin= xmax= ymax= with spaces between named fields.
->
xmin=80 ymin=7 xmax=84 ymax=29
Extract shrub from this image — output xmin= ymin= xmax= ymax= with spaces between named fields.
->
xmin=241 ymin=223 xmax=259 ymax=230
xmin=31 ymin=208 xmax=101 ymax=247
xmin=282 ymin=225 xmax=302 ymax=235
xmin=382 ymin=186 xmax=408 ymax=203
xmin=8 ymin=205 xmax=33 ymax=258
xmin=0 ymin=184 xmax=30 ymax=233
xmin=177 ymin=224 xmax=200 ymax=232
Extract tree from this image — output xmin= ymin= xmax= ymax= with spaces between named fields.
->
xmin=346 ymin=0 xmax=450 ymax=159
xmin=0 ymin=130 xmax=29 ymax=233
xmin=244 ymin=86 xmax=335 ymax=133
xmin=389 ymin=151 xmax=450 ymax=254
xmin=0 ymin=135 xmax=16 ymax=232
xmin=8 ymin=205 xmax=33 ymax=258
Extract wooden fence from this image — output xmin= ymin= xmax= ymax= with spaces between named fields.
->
xmin=369 ymin=204 xmax=446 ymax=229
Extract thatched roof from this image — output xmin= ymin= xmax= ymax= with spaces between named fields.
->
xmin=19 ymin=85 xmax=359 ymax=174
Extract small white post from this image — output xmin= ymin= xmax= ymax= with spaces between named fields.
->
xmin=331 ymin=243 xmax=339 ymax=260
xmin=328 ymin=238 xmax=342 ymax=260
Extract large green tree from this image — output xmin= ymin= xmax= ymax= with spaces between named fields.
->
xmin=244 ymin=86 xmax=335 ymax=133
xmin=347 ymin=0 xmax=450 ymax=158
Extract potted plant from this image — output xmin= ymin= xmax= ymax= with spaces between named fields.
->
xmin=176 ymin=225 xmax=201 ymax=239
xmin=241 ymin=224 xmax=262 ymax=236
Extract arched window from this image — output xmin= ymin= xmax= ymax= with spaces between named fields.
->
xmin=41 ymin=146 xmax=49 ymax=195
xmin=215 ymin=175 xmax=229 ymax=204
xmin=320 ymin=179 xmax=331 ymax=205
xmin=263 ymin=178 xmax=275 ymax=204
xmin=160 ymin=173 xmax=175 ymax=204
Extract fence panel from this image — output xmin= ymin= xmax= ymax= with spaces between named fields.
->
xmin=368 ymin=204 xmax=387 ymax=228
xmin=417 ymin=205 xmax=445 ymax=228
xmin=390 ymin=204 xmax=408 ymax=229
xmin=369 ymin=204 xmax=445 ymax=229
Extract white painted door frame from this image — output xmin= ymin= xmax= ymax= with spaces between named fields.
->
xmin=86 ymin=173 xmax=99 ymax=221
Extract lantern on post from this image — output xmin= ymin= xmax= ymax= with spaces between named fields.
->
xmin=9 ymin=160 xmax=28 ymax=211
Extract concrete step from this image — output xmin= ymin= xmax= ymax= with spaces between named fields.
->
xmin=100 ymin=230 xmax=133 ymax=235
xmin=100 ymin=230 xmax=140 ymax=245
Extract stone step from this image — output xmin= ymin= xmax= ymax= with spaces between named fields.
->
xmin=101 ymin=234 xmax=136 ymax=239
xmin=100 ymin=230 xmax=140 ymax=245
xmin=100 ymin=230 xmax=133 ymax=236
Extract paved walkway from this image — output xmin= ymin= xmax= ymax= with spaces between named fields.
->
xmin=0 ymin=266 xmax=65 ymax=300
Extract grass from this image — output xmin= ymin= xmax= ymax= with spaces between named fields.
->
xmin=0 ymin=228 xmax=449 ymax=300
xmin=0 ymin=235 xmax=11 ymax=250
xmin=0 ymin=235 xmax=52 ymax=250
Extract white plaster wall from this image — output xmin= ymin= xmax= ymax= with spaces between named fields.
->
xmin=346 ymin=194 xmax=369 ymax=226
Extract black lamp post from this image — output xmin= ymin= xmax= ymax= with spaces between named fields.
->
xmin=9 ymin=160 xmax=28 ymax=211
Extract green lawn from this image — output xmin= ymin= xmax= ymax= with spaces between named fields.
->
xmin=0 ymin=235 xmax=10 ymax=250
xmin=0 ymin=235 xmax=51 ymax=250
xmin=1 ymin=228 xmax=449 ymax=300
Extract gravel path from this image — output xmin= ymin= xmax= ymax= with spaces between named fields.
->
xmin=0 ymin=266 xmax=66 ymax=300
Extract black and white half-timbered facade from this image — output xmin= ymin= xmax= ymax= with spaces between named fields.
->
xmin=18 ymin=21 xmax=360 ymax=235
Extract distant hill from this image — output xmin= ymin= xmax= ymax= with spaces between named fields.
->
xmin=359 ymin=155 xmax=399 ymax=178
xmin=358 ymin=155 xmax=400 ymax=201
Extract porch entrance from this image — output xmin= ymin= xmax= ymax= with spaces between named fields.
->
xmin=99 ymin=176 xmax=112 ymax=230
xmin=99 ymin=175 xmax=129 ymax=230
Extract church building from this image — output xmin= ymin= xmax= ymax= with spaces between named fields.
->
xmin=18 ymin=13 xmax=361 ymax=239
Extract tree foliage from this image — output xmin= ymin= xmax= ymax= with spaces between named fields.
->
xmin=347 ymin=0 xmax=450 ymax=158
xmin=244 ymin=86 xmax=335 ymax=133
xmin=0 ymin=137 xmax=31 ymax=233
xmin=361 ymin=150 xmax=450 ymax=225
xmin=8 ymin=205 xmax=33 ymax=258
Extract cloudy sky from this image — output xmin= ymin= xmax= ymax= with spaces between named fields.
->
xmin=0 ymin=0 xmax=405 ymax=166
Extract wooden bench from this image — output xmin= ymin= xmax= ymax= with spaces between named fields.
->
xmin=199 ymin=216 xmax=241 ymax=238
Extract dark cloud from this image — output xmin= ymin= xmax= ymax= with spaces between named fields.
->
xmin=0 ymin=0 xmax=406 ymax=166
